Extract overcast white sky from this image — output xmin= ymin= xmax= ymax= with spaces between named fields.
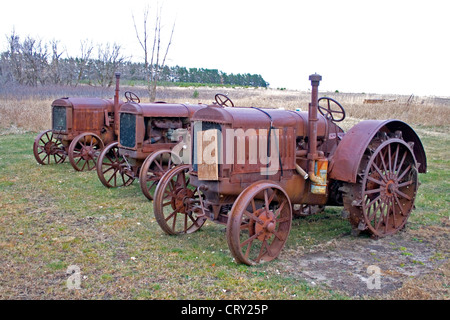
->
xmin=1 ymin=0 xmax=449 ymax=96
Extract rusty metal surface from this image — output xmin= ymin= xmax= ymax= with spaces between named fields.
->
xmin=52 ymin=97 xmax=115 ymax=111
xmin=328 ymin=119 xmax=427 ymax=183
xmin=192 ymin=105 xmax=328 ymax=137
xmin=119 ymin=102 xmax=207 ymax=118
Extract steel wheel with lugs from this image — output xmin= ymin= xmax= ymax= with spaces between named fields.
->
xmin=345 ymin=137 xmax=419 ymax=238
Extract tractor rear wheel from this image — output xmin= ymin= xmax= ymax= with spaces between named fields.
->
xmin=343 ymin=136 xmax=419 ymax=238
xmin=227 ymin=181 xmax=292 ymax=265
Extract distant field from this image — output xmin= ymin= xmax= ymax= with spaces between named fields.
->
xmin=1 ymin=84 xmax=449 ymax=132
xmin=0 ymin=85 xmax=448 ymax=300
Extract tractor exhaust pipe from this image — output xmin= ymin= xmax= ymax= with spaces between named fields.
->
xmin=308 ymin=73 xmax=321 ymax=158
xmin=307 ymin=74 xmax=327 ymax=194
xmin=114 ymin=72 xmax=121 ymax=133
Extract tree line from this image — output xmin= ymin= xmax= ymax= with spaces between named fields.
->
xmin=0 ymin=31 xmax=268 ymax=89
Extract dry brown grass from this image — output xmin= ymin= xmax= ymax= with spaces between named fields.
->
xmin=1 ymin=85 xmax=448 ymax=133
xmin=0 ymin=98 xmax=53 ymax=132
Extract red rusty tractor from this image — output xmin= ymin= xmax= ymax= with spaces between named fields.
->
xmin=32 ymin=73 xmax=132 ymax=171
xmin=96 ymin=98 xmax=209 ymax=200
xmin=152 ymin=74 xmax=427 ymax=265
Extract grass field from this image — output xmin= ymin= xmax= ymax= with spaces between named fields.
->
xmin=0 ymin=85 xmax=448 ymax=300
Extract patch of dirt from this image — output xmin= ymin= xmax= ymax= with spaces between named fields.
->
xmin=275 ymin=220 xmax=449 ymax=299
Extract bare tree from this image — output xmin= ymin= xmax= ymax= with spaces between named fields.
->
xmin=21 ymin=36 xmax=49 ymax=86
xmin=93 ymin=42 xmax=126 ymax=87
xmin=133 ymin=4 xmax=175 ymax=102
xmin=6 ymin=29 xmax=23 ymax=84
xmin=75 ymin=39 xmax=94 ymax=86
xmin=49 ymin=39 xmax=64 ymax=84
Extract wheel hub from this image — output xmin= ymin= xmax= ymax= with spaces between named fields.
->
xmin=45 ymin=141 xmax=57 ymax=154
xmin=385 ymin=180 xmax=397 ymax=196
xmin=172 ymin=188 xmax=195 ymax=213
xmin=255 ymin=210 xmax=276 ymax=241
xmin=81 ymin=146 xmax=94 ymax=160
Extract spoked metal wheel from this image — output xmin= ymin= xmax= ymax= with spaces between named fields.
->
xmin=139 ymin=149 xmax=181 ymax=201
xmin=153 ymin=164 xmax=206 ymax=235
xmin=227 ymin=181 xmax=292 ymax=265
xmin=346 ymin=137 xmax=419 ymax=238
xmin=68 ymin=133 xmax=104 ymax=171
xmin=33 ymin=129 xmax=66 ymax=165
xmin=96 ymin=142 xmax=135 ymax=188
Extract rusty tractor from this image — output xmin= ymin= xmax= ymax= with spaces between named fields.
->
xmin=32 ymin=73 xmax=134 ymax=171
xmin=96 ymin=96 xmax=212 ymax=200
xmin=152 ymin=74 xmax=427 ymax=265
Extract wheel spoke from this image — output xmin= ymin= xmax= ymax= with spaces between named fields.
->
xmin=375 ymin=201 xmax=387 ymax=230
xmin=397 ymin=180 xmax=414 ymax=188
xmin=102 ymin=166 xmax=114 ymax=174
xmin=395 ymin=189 xmax=412 ymax=201
xmin=392 ymin=144 xmax=400 ymax=174
xmin=391 ymin=197 xmax=397 ymax=229
xmin=372 ymin=162 xmax=389 ymax=183
xmin=396 ymin=151 xmax=407 ymax=177
xmin=364 ymin=187 xmax=383 ymax=195
xmin=243 ymin=210 xmax=264 ymax=225
xmin=397 ymin=164 xmax=412 ymax=181
xmin=255 ymin=240 xmax=270 ymax=263
xmin=393 ymin=193 xmax=406 ymax=216
xmin=80 ymin=160 xmax=87 ymax=171
xmin=367 ymin=198 xmax=382 ymax=223
xmin=378 ymin=149 xmax=389 ymax=174
xmin=274 ymin=199 xmax=287 ymax=218
xmin=107 ymin=168 xmax=119 ymax=184
xmin=367 ymin=175 xmax=386 ymax=186
xmin=240 ymin=231 xmax=262 ymax=249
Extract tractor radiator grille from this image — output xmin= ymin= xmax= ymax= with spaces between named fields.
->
xmin=52 ymin=106 xmax=67 ymax=131
xmin=119 ymin=113 xmax=136 ymax=148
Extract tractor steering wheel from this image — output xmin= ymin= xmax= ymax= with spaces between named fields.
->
xmin=215 ymin=94 xmax=234 ymax=107
xmin=318 ymin=97 xmax=346 ymax=122
xmin=125 ymin=91 xmax=141 ymax=103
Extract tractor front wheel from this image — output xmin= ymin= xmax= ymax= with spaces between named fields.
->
xmin=153 ymin=164 xmax=206 ymax=235
xmin=139 ymin=149 xmax=181 ymax=201
xmin=96 ymin=142 xmax=135 ymax=188
xmin=227 ymin=181 xmax=292 ymax=265
xmin=68 ymin=133 xmax=104 ymax=171
xmin=33 ymin=129 xmax=66 ymax=165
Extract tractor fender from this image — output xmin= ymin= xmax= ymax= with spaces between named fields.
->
xmin=328 ymin=119 xmax=427 ymax=183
